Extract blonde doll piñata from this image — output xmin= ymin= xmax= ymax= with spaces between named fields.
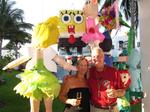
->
xmin=3 ymin=16 xmax=76 ymax=112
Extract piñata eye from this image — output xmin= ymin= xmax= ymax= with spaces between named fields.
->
xmin=85 ymin=0 xmax=91 ymax=5
xmin=74 ymin=14 xmax=83 ymax=24
xmin=61 ymin=14 xmax=71 ymax=23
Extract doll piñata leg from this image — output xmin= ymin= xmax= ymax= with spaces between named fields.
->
xmin=44 ymin=97 xmax=53 ymax=112
xmin=30 ymin=98 xmax=40 ymax=112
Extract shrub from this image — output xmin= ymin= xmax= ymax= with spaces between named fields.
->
xmin=0 ymin=55 xmax=14 ymax=75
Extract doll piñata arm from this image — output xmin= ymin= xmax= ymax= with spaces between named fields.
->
xmin=53 ymin=55 xmax=77 ymax=71
xmin=3 ymin=56 xmax=31 ymax=70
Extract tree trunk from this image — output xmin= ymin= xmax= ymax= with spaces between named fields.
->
xmin=14 ymin=42 xmax=21 ymax=59
xmin=0 ymin=39 xmax=3 ymax=59
xmin=14 ymin=43 xmax=18 ymax=59
xmin=131 ymin=0 xmax=138 ymax=48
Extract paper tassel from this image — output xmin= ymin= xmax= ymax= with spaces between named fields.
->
xmin=127 ymin=28 xmax=135 ymax=55
xmin=114 ymin=0 xmax=119 ymax=28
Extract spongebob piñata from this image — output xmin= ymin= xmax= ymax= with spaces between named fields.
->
xmin=58 ymin=10 xmax=86 ymax=55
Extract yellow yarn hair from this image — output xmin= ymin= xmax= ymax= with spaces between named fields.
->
xmin=32 ymin=16 xmax=59 ymax=48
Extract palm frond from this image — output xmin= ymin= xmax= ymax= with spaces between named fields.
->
xmin=120 ymin=0 xmax=139 ymax=30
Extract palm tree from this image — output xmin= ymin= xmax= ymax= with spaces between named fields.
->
xmin=5 ymin=29 xmax=32 ymax=58
xmin=120 ymin=0 xmax=139 ymax=48
xmin=0 ymin=0 xmax=33 ymax=58
xmin=120 ymin=0 xmax=139 ymax=29
xmin=5 ymin=20 xmax=33 ymax=58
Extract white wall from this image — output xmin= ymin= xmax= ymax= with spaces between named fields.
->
xmin=139 ymin=0 xmax=150 ymax=111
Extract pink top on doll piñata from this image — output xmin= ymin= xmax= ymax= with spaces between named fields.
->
xmin=82 ymin=17 xmax=105 ymax=44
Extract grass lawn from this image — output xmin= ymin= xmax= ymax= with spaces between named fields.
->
xmin=0 ymin=70 xmax=65 ymax=112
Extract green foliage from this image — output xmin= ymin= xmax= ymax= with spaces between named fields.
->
xmin=0 ymin=54 xmax=14 ymax=75
xmin=0 ymin=0 xmax=33 ymax=58
xmin=0 ymin=70 xmax=65 ymax=112
xmin=0 ymin=70 xmax=29 ymax=112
